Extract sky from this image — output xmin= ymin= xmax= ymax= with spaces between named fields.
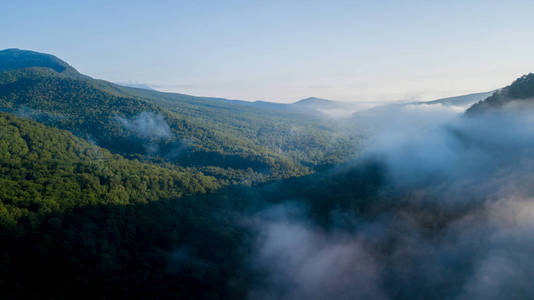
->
xmin=2 ymin=0 xmax=534 ymax=103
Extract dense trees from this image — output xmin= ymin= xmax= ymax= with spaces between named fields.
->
xmin=0 ymin=113 xmax=254 ymax=299
xmin=0 ymin=113 xmax=221 ymax=229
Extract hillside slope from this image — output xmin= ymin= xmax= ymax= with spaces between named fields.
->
xmin=0 ymin=112 xmax=250 ymax=299
xmin=0 ymin=49 xmax=358 ymax=180
xmin=466 ymin=73 xmax=534 ymax=114
xmin=0 ymin=112 xmax=220 ymax=228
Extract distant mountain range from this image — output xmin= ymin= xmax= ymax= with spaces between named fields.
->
xmin=275 ymin=92 xmax=495 ymax=118
xmin=115 ymin=82 xmax=157 ymax=91
xmin=294 ymin=97 xmax=338 ymax=107
xmin=414 ymin=91 xmax=494 ymax=107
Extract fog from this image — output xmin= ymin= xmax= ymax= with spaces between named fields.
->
xmin=116 ymin=111 xmax=191 ymax=157
xmin=249 ymin=204 xmax=387 ymax=300
xmin=117 ymin=112 xmax=171 ymax=138
xmin=249 ymin=101 xmax=534 ymax=299
xmin=11 ymin=105 xmax=65 ymax=122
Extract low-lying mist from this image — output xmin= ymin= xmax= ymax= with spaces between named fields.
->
xmin=246 ymin=102 xmax=534 ymax=299
xmin=115 ymin=111 xmax=191 ymax=158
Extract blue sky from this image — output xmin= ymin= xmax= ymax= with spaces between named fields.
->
xmin=2 ymin=0 xmax=534 ymax=102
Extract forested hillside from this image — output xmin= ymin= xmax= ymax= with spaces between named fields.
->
xmin=0 ymin=49 xmax=357 ymax=181
xmin=466 ymin=73 xmax=534 ymax=114
xmin=0 ymin=111 xmax=456 ymax=299
xmin=0 ymin=112 xmax=222 ymax=228
xmin=0 ymin=49 xmax=360 ymax=299
xmin=0 ymin=112 xmax=252 ymax=299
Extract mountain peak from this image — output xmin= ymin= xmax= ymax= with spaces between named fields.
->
xmin=294 ymin=97 xmax=335 ymax=105
xmin=0 ymin=48 xmax=77 ymax=74
xmin=508 ymin=73 xmax=534 ymax=99
xmin=466 ymin=73 xmax=534 ymax=114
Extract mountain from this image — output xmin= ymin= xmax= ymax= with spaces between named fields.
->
xmin=356 ymin=91 xmax=493 ymax=116
xmin=247 ymin=97 xmax=377 ymax=118
xmin=294 ymin=97 xmax=339 ymax=107
xmin=0 ymin=112 xmax=219 ymax=222
xmin=0 ymin=49 xmax=357 ymax=180
xmin=293 ymin=97 xmax=377 ymax=117
xmin=0 ymin=48 xmax=77 ymax=74
xmin=293 ymin=92 xmax=494 ymax=118
xmin=466 ymin=73 xmax=534 ymax=114
xmin=0 ymin=49 xmax=357 ymax=299
xmin=416 ymin=91 xmax=493 ymax=107
xmin=0 ymin=112 xmax=248 ymax=299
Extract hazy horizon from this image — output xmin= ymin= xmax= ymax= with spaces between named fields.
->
xmin=3 ymin=0 xmax=534 ymax=103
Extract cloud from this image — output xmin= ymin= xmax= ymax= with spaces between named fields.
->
xmin=249 ymin=204 xmax=387 ymax=300
xmin=247 ymin=101 xmax=534 ymax=299
xmin=117 ymin=112 xmax=171 ymax=139
xmin=13 ymin=105 xmax=66 ymax=122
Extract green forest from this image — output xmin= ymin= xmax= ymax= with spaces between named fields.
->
xmin=3 ymin=49 xmax=534 ymax=300
xmin=0 ymin=112 xmax=251 ymax=298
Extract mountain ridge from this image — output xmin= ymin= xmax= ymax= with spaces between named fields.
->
xmin=0 ymin=48 xmax=78 ymax=74
xmin=467 ymin=73 xmax=534 ymax=114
